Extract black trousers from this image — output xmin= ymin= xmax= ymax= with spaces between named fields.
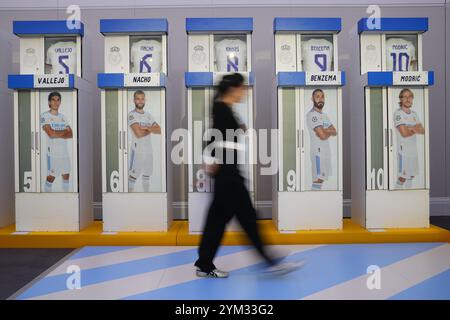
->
xmin=194 ymin=167 xmax=275 ymax=272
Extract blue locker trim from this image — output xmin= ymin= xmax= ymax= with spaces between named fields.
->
xmin=185 ymin=72 xmax=254 ymax=87
xmin=274 ymin=18 xmax=341 ymax=32
xmin=277 ymin=72 xmax=306 ymax=86
xmin=341 ymin=71 xmax=346 ymax=86
xmin=68 ymin=74 xmax=75 ymax=87
xmin=100 ymin=19 xmax=168 ymax=34
xmin=428 ymin=71 xmax=434 ymax=85
xmin=367 ymin=72 xmax=394 ymax=86
xmin=160 ymin=73 xmax=166 ymax=87
xmin=13 ymin=20 xmax=84 ymax=36
xmin=8 ymin=74 xmax=34 ymax=89
xmin=186 ymin=18 xmax=253 ymax=32
xmin=358 ymin=18 xmax=428 ymax=34
xmin=97 ymin=73 xmax=125 ymax=88
xmin=185 ymin=72 xmax=213 ymax=87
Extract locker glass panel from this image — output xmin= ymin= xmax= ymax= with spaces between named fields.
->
xmin=389 ymin=87 xmax=426 ymax=190
xmin=280 ymin=88 xmax=297 ymax=191
xmin=191 ymin=88 xmax=209 ymax=192
xmin=303 ymin=87 xmax=339 ymax=191
xmin=129 ymin=35 xmax=163 ymax=73
xmin=367 ymin=87 xmax=386 ymax=190
xmin=105 ymin=89 xmax=121 ymax=193
xmin=44 ymin=37 xmax=78 ymax=74
xmin=300 ymin=35 xmax=334 ymax=72
xmin=126 ymin=89 xmax=164 ymax=193
xmin=18 ymin=90 xmax=33 ymax=193
xmin=39 ymin=90 xmax=75 ymax=193
xmin=385 ymin=35 xmax=418 ymax=72
xmin=213 ymin=34 xmax=248 ymax=72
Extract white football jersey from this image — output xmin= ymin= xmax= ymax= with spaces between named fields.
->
xmin=394 ymin=108 xmax=420 ymax=156
xmin=306 ymin=108 xmax=333 ymax=157
xmin=215 ymin=39 xmax=247 ymax=72
xmin=130 ymin=40 xmax=162 ymax=73
xmin=40 ymin=111 xmax=70 ymax=158
xmin=46 ymin=41 xmax=77 ymax=74
xmin=128 ymin=109 xmax=156 ymax=154
xmin=302 ymin=39 xmax=333 ymax=72
xmin=386 ymin=38 xmax=416 ymax=71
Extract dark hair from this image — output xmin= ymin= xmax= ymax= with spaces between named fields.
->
xmin=214 ymin=73 xmax=244 ymax=101
xmin=312 ymin=88 xmax=324 ymax=97
xmin=48 ymin=92 xmax=61 ymax=102
xmin=134 ymin=90 xmax=145 ymax=98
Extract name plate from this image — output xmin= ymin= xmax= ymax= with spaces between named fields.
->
xmin=392 ymin=72 xmax=429 ymax=85
xmin=305 ymin=72 xmax=342 ymax=85
xmin=34 ymin=75 xmax=69 ymax=88
xmin=124 ymin=73 xmax=161 ymax=87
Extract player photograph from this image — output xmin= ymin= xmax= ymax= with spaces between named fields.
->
xmin=214 ymin=35 xmax=247 ymax=72
xmin=304 ymin=88 xmax=338 ymax=191
xmin=393 ymin=88 xmax=425 ymax=189
xmin=45 ymin=38 xmax=77 ymax=74
xmin=40 ymin=91 xmax=73 ymax=193
xmin=127 ymin=89 xmax=162 ymax=193
xmin=130 ymin=37 xmax=162 ymax=73
xmin=301 ymin=36 xmax=334 ymax=72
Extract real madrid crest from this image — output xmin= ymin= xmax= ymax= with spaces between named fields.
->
xmin=24 ymin=47 xmax=37 ymax=67
xmin=279 ymin=44 xmax=293 ymax=64
xmin=192 ymin=45 xmax=206 ymax=65
xmin=108 ymin=46 xmax=122 ymax=66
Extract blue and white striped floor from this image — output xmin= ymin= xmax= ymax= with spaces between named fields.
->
xmin=11 ymin=243 xmax=450 ymax=300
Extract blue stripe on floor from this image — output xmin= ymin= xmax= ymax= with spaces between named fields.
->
xmin=68 ymin=246 xmax=139 ymax=260
xmin=122 ymin=243 xmax=443 ymax=300
xmin=389 ymin=268 xmax=450 ymax=300
xmin=16 ymin=245 xmax=250 ymax=300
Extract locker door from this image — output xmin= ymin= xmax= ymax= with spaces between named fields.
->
xmin=15 ymin=90 xmax=37 ymax=193
xmin=278 ymin=87 xmax=300 ymax=192
xmin=365 ymin=87 xmax=388 ymax=190
xmin=35 ymin=90 xmax=78 ymax=193
xmin=302 ymin=87 xmax=339 ymax=191
xmin=189 ymin=87 xmax=211 ymax=193
xmin=388 ymin=87 xmax=426 ymax=190
xmin=102 ymin=89 xmax=124 ymax=193
xmin=38 ymin=90 xmax=76 ymax=193
xmin=125 ymin=88 xmax=165 ymax=193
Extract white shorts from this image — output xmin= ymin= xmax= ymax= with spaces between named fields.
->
xmin=47 ymin=154 xmax=71 ymax=177
xmin=311 ymin=155 xmax=332 ymax=181
xmin=397 ymin=153 xmax=419 ymax=179
xmin=128 ymin=150 xmax=153 ymax=178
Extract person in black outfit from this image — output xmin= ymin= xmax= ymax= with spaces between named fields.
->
xmin=194 ymin=73 xmax=303 ymax=278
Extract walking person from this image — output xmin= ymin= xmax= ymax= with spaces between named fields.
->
xmin=194 ymin=73 xmax=303 ymax=278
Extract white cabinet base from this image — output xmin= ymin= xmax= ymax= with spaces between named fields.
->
xmin=276 ymin=191 xmax=343 ymax=231
xmin=16 ymin=193 xmax=80 ymax=231
xmin=188 ymin=192 xmax=241 ymax=234
xmin=366 ymin=190 xmax=429 ymax=229
xmin=103 ymin=193 xmax=168 ymax=232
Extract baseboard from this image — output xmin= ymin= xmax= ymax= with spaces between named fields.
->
xmin=92 ymin=196 xmax=450 ymax=220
